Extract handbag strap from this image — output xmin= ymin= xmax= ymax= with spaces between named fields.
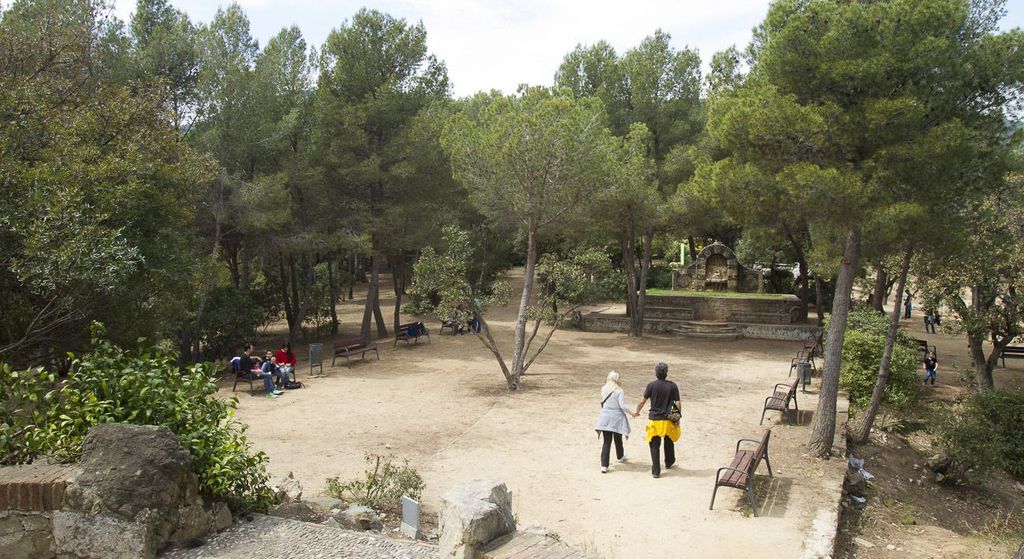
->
xmin=600 ymin=390 xmax=615 ymax=408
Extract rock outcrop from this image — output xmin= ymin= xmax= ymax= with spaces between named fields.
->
xmin=438 ymin=480 xmax=515 ymax=559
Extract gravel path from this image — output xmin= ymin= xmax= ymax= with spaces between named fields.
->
xmin=162 ymin=515 xmax=438 ymax=559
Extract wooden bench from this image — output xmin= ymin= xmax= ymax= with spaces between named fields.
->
xmin=229 ymin=357 xmax=256 ymax=395
xmin=1000 ymin=345 xmax=1024 ymax=367
xmin=914 ymin=339 xmax=936 ymax=359
xmin=394 ymin=321 xmax=431 ymax=348
xmin=331 ymin=337 xmax=380 ymax=368
xmin=439 ymin=319 xmax=458 ymax=335
xmin=760 ymin=378 xmax=799 ymax=425
xmin=789 ymin=350 xmax=817 ymax=377
xmin=710 ymin=429 xmax=774 ymax=516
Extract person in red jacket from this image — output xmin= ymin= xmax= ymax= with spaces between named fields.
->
xmin=274 ymin=342 xmax=297 ymax=385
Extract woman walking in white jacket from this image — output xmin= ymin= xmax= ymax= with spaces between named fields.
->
xmin=595 ymin=371 xmax=637 ymax=473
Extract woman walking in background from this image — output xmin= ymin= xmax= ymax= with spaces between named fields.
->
xmin=595 ymin=371 xmax=636 ymax=473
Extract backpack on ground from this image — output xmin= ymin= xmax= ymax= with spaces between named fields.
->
xmin=284 ymin=380 xmax=303 ymax=389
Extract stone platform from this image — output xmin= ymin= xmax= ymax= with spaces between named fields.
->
xmin=578 ymin=312 xmax=819 ymax=341
xmin=645 ymin=294 xmax=802 ymax=324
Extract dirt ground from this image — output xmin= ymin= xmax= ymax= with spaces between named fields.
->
xmin=223 ymin=271 xmax=844 ymax=558
xmin=834 ymin=308 xmax=1024 ymax=559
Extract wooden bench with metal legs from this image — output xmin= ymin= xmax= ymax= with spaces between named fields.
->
xmin=710 ymin=429 xmax=773 ymax=516
xmin=760 ymin=378 xmax=799 ymax=425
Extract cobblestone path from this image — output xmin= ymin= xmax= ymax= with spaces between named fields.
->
xmin=162 ymin=514 xmax=439 ymax=559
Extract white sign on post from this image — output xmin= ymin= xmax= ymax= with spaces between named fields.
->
xmin=401 ymin=495 xmax=419 ymax=539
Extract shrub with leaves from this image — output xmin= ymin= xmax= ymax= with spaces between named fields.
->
xmin=835 ymin=308 xmax=920 ymax=411
xmin=939 ymin=389 xmax=1024 ymax=483
xmin=324 ymin=453 xmax=425 ymax=512
xmin=0 ymin=323 xmax=276 ymax=512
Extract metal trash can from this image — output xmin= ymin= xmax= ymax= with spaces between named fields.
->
xmin=309 ymin=343 xmax=323 ymax=377
xmin=797 ymin=361 xmax=812 ymax=390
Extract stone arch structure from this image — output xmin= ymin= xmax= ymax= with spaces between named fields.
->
xmin=694 ymin=242 xmax=740 ymax=291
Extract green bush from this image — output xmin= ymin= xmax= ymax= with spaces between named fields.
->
xmin=834 ymin=309 xmax=920 ymax=411
xmin=940 ymin=390 xmax=1024 ymax=482
xmin=645 ymin=264 xmax=673 ymax=290
xmin=0 ymin=323 xmax=276 ymax=512
xmin=324 ymin=453 xmax=425 ymax=512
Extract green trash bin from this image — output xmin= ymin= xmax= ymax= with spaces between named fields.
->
xmin=797 ymin=361 xmax=812 ymax=390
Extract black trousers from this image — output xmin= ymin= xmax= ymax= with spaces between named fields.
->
xmin=649 ymin=436 xmax=675 ymax=476
xmin=600 ymin=431 xmax=624 ymax=468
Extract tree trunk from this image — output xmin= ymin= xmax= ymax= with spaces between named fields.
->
xmin=279 ymin=255 xmax=296 ymax=336
xmin=815 ymin=273 xmax=824 ymax=327
xmin=1011 ymin=541 xmax=1023 ymax=559
xmin=508 ymin=226 xmax=539 ymax=389
xmin=327 ymin=259 xmax=339 ymax=335
xmin=967 ymin=286 xmax=999 ymax=391
xmin=968 ymin=334 xmax=1000 ymax=391
xmin=392 ymin=252 xmax=405 ymax=335
xmin=622 ymin=230 xmax=640 ymax=334
xmin=785 ymin=225 xmax=809 ymax=321
xmin=240 ymin=242 xmax=251 ymax=290
xmin=853 ymin=248 xmax=912 ymax=443
xmin=633 ymin=227 xmax=653 ymax=337
xmin=809 ymin=226 xmax=862 ymax=457
xmin=871 ymin=261 xmax=887 ymax=312
xmin=287 ymin=256 xmax=305 ymax=343
xmin=361 ymin=241 xmax=388 ymax=341
xmin=687 ymin=236 xmax=697 ymax=262
xmin=226 ymin=238 xmax=240 ymax=289
xmin=348 ymin=252 xmax=355 ymax=300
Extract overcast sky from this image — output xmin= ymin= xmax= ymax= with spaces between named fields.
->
xmin=110 ymin=0 xmax=1024 ymax=98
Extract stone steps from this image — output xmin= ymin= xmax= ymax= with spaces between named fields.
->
xmin=671 ymin=320 xmax=742 ymax=341
xmin=643 ymin=305 xmax=696 ymax=319
xmin=161 ymin=514 xmax=438 ymax=559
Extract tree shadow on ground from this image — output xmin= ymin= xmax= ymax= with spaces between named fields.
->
xmin=716 ymin=475 xmax=793 ymax=518
xmin=755 ymin=475 xmax=794 ymax=517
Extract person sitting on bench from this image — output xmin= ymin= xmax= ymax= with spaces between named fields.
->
xmin=274 ymin=342 xmax=297 ymax=385
xmin=241 ymin=344 xmax=281 ymax=398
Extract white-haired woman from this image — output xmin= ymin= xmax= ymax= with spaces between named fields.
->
xmin=595 ymin=371 xmax=638 ymax=473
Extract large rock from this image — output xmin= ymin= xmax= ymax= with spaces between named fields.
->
xmin=305 ymin=496 xmax=344 ymax=514
xmin=58 ymin=423 xmax=227 ymax=558
xmin=339 ymin=505 xmax=383 ymax=531
xmin=268 ymin=501 xmax=325 ymax=524
xmin=438 ymin=480 xmax=516 ymax=559
xmin=272 ymin=473 xmax=302 ymax=503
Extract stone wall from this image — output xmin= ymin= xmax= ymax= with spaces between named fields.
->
xmin=0 ymin=463 xmax=77 ymax=558
xmin=0 ymin=424 xmax=232 ymax=559
xmin=579 ymin=312 xmax=818 ymax=341
xmin=647 ymin=294 xmax=802 ymax=324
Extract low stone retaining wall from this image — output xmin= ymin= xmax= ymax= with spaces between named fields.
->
xmin=0 ymin=424 xmax=231 ymax=559
xmin=799 ymin=394 xmax=850 ymax=559
xmin=579 ymin=313 xmax=819 ymax=341
xmin=0 ymin=463 xmax=77 ymax=558
xmin=646 ymin=294 xmax=802 ymax=324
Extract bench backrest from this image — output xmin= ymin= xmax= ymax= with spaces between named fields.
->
xmin=753 ymin=429 xmax=771 ymax=462
xmin=1003 ymin=346 xmax=1024 ymax=354
xmin=786 ymin=378 xmax=798 ymax=399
